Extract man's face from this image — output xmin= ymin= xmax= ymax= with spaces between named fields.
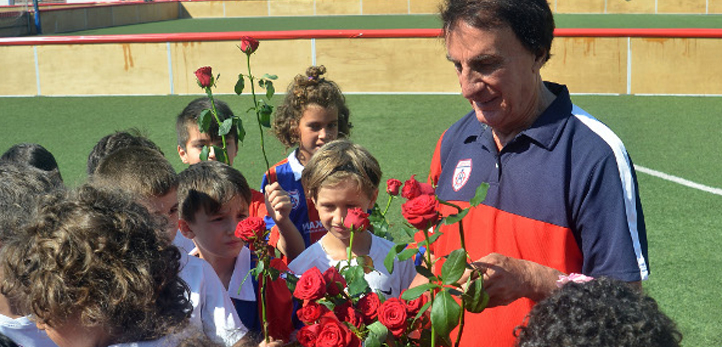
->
xmin=445 ymin=22 xmax=545 ymax=135
xmin=178 ymin=125 xmax=238 ymax=166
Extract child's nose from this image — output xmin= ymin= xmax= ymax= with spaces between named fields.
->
xmin=208 ymin=147 xmax=216 ymax=160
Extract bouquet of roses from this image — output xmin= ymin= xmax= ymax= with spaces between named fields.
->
xmin=291 ymin=207 xmax=434 ymax=347
xmin=378 ymin=175 xmax=490 ymax=347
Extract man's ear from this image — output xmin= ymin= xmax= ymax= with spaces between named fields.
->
xmin=178 ymin=219 xmax=196 ymax=239
xmin=178 ymin=145 xmax=190 ymax=164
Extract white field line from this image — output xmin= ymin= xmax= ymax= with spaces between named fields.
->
xmin=635 ymin=165 xmax=722 ymax=196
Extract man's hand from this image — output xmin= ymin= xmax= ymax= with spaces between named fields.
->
xmin=472 ymin=253 xmax=562 ymax=307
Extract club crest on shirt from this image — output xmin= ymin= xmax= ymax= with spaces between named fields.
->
xmin=288 ymin=189 xmax=301 ymax=210
xmin=452 ymin=159 xmax=472 ymax=192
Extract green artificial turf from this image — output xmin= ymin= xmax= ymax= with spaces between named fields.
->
xmin=58 ymin=13 xmax=722 ymax=36
xmin=2 ymin=94 xmax=722 ymax=346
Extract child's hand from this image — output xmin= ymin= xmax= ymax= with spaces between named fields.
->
xmin=264 ymin=182 xmax=292 ymax=223
xmin=258 ymin=338 xmax=285 ymax=347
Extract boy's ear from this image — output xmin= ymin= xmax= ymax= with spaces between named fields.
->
xmin=178 ymin=145 xmax=190 ymax=164
xmin=178 ymin=219 xmax=196 ymax=239
xmin=367 ymin=189 xmax=379 ymax=210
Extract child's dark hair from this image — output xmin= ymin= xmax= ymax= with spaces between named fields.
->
xmin=1 ymin=143 xmax=63 ymax=185
xmin=87 ymin=129 xmax=163 ymax=175
xmin=515 ymin=277 xmax=682 ymax=347
xmin=0 ymin=184 xmax=192 ymax=344
xmin=273 ymin=66 xmax=352 ymax=148
xmin=177 ymin=161 xmax=251 ymax=223
xmin=302 ymin=139 xmax=381 ymax=201
xmin=93 ymin=146 xmax=178 ymax=199
xmin=176 ymin=97 xmax=237 ymax=149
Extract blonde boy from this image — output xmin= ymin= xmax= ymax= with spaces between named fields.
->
xmin=288 ymin=139 xmax=416 ymax=298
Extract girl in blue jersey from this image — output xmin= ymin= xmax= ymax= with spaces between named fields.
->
xmin=262 ymin=66 xmax=352 ymax=262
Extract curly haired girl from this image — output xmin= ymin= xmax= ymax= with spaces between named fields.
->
xmin=0 ymin=184 xmax=193 ymax=347
xmin=261 ymin=65 xmax=352 ymax=262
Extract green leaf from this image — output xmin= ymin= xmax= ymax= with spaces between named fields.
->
xmin=365 ymin=322 xmax=388 ymax=347
xmin=342 ymin=265 xmax=369 ymax=297
xmin=431 ymin=289 xmax=461 ymax=338
xmin=427 ymin=231 xmax=443 ymax=244
xmin=397 ymin=247 xmax=419 ymax=262
xmin=212 ymin=145 xmax=228 ymax=164
xmin=469 ymin=182 xmax=490 ymax=207
xmin=198 ymin=109 xmax=212 ymax=133
xmin=401 ymin=283 xmax=436 ymax=301
xmin=265 ymin=81 xmax=275 ymax=99
xmin=383 ymin=244 xmax=408 ymax=274
xmin=462 ymin=277 xmax=489 ymax=313
xmin=441 ymin=249 xmax=467 ymax=285
xmin=219 ymin=118 xmax=233 ymax=137
xmin=258 ymin=103 xmax=273 ymax=128
xmin=415 ymin=265 xmax=437 ymax=281
xmin=261 ymin=73 xmax=278 ymax=80
xmin=234 ymin=117 xmax=246 ymax=143
xmin=444 ymin=209 xmax=469 ymax=225
xmin=200 ymin=145 xmax=210 ymax=161
xmin=234 ymin=75 xmax=245 ymax=95
xmin=413 ymin=300 xmax=432 ymax=321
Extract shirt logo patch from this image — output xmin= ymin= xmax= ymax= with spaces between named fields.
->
xmin=288 ymin=189 xmax=301 ymax=210
xmin=452 ymin=159 xmax=472 ymax=192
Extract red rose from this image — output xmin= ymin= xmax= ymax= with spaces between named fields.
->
xmin=294 ymin=267 xmax=327 ymax=301
xmin=322 ymin=267 xmax=347 ymax=297
xmin=356 ymin=292 xmax=380 ymax=324
xmin=240 ymin=36 xmax=260 ymax=54
xmin=402 ymin=290 xmax=429 ymax=316
xmin=342 ymin=305 xmax=363 ymax=329
xmin=378 ymin=298 xmax=408 ymax=337
xmin=297 ymin=324 xmax=321 ymax=347
xmin=235 ymin=216 xmax=265 ymax=242
xmin=401 ymin=194 xmax=439 ymax=230
xmin=298 ymin=301 xmax=329 ymax=324
xmin=401 ymin=175 xmax=435 ymax=200
xmin=317 ymin=314 xmax=361 ymax=347
xmin=386 ymin=178 xmax=402 ymax=196
xmin=333 ymin=301 xmax=353 ymax=322
xmin=343 ymin=207 xmax=369 ymax=232
xmin=194 ymin=66 xmax=213 ymax=88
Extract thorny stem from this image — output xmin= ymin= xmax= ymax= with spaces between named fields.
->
xmin=381 ymin=195 xmax=393 ymax=217
xmin=423 ymin=225 xmax=436 ymax=347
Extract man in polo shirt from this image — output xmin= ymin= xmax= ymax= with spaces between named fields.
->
xmin=424 ymin=0 xmax=650 ymax=345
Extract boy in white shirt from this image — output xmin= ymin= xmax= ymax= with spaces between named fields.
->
xmin=93 ymin=146 xmax=246 ymax=346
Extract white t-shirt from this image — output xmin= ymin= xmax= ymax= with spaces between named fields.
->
xmin=228 ymin=246 xmax=256 ymax=302
xmin=288 ymin=234 xmax=416 ymax=298
xmin=173 ymin=230 xmax=197 ymax=254
xmin=179 ymin=252 xmax=247 ymax=346
xmin=0 ymin=314 xmax=57 ymax=347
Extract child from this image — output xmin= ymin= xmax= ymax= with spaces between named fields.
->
xmin=262 ymin=66 xmax=352 ymax=261
xmin=288 ymin=139 xmax=416 ymax=298
xmin=515 ymin=276 xmax=682 ymax=347
xmin=92 ymin=146 xmax=248 ymax=346
xmin=176 ymin=98 xmax=303 ymax=260
xmin=0 ymin=184 xmax=192 ymax=347
xmin=0 ymin=163 xmax=61 ymax=347
xmin=177 ymin=161 xmax=293 ymax=342
xmin=176 ymin=97 xmax=241 ymax=166
xmin=1 ymin=142 xmax=63 ymax=185
xmin=86 ymin=128 xmax=163 ymax=176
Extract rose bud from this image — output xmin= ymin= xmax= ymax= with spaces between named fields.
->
xmin=194 ymin=66 xmax=213 ymax=88
xmin=343 ymin=207 xmax=370 ymax=232
xmin=401 ymin=194 xmax=440 ymax=230
xmin=240 ymin=36 xmax=260 ymax=54
xmin=386 ymin=178 xmax=402 ymax=196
